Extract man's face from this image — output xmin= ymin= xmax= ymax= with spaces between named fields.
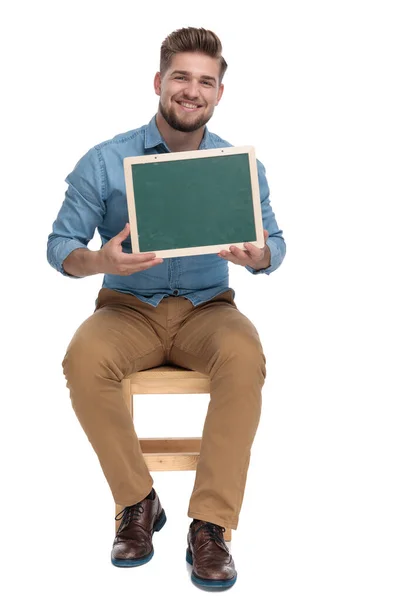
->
xmin=154 ymin=52 xmax=224 ymax=133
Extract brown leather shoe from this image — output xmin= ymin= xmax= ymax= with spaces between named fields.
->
xmin=186 ymin=520 xmax=237 ymax=588
xmin=111 ymin=488 xmax=166 ymax=567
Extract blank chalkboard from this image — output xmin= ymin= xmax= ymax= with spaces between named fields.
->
xmin=123 ymin=145 xmax=264 ymax=258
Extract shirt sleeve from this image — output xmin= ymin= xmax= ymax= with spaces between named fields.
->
xmin=47 ymin=146 xmax=106 ymax=278
xmin=246 ymin=159 xmax=286 ymax=275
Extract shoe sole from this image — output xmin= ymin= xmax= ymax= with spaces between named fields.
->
xmin=111 ymin=509 xmax=167 ymax=568
xmin=186 ymin=548 xmax=237 ymax=588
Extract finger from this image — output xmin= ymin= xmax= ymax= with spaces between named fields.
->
xmin=121 ymin=253 xmax=160 ymax=263
xmin=137 ymin=258 xmax=164 ymax=269
xmin=114 ymin=222 xmax=131 ymax=242
xmin=243 ymin=242 xmax=263 ymax=259
xmin=218 ymin=251 xmax=245 ymax=266
xmin=126 ymin=258 xmax=163 ymax=272
xmin=244 ymin=231 xmax=269 ymax=255
xmin=228 ymin=245 xmax=249 ymax=262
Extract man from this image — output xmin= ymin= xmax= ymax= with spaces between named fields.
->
xmin=47 ymin=27 xmax=286 ymax=590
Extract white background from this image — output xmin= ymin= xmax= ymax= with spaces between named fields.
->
xmin=1 ymin=0 xmax=399 ymax=598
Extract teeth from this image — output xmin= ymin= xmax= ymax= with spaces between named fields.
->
xmin=179 ymin=102 xmax=198 ymax=109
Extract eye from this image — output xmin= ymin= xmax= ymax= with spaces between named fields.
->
xmin=201 ymin=81 xmax=212 ymax=86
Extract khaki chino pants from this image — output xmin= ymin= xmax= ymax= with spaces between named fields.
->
xmin=62 ymin=288 xmax=266 ymax=530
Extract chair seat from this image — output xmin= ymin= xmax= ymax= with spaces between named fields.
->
xmin=125 ymin=365 xmax=210 ymax=394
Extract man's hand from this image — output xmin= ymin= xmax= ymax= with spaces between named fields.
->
xmin=97 ymin=223 xmax=164 ymax=276
xmin=218 ymin=229 xmax=271 ymax=270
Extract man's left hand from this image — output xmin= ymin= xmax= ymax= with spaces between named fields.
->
xmin=218 ymin=229 xmax=271 ymax=270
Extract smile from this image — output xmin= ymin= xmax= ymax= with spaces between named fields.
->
xmin=176 ymin=101 xmax=202 ymax=112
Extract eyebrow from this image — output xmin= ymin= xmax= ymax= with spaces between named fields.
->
xmin=170 ymin=70 xmax=217 ymax=84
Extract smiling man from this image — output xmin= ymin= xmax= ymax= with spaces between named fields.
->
xmin=47 ymin=27 xmax=286 ymax=590
xmin=156 ymin=53 xmax=224 ymax=142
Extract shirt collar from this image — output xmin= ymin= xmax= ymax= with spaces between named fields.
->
xmin=144 ymin=114 xmax=213 ymax=151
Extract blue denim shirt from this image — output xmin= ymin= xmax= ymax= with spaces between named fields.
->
xmin=47 ymin=115 xmax=286 ymax=307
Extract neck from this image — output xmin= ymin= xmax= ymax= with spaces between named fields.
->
xmin=155 ymin=112 xmax=205 ymax=152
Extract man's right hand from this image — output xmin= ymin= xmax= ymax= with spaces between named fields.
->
xmin=97 ymin=223 xmax=163 ymax=276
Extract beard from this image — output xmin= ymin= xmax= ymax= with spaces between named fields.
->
xmin=159 ymin=99 xmax=213 ymax=133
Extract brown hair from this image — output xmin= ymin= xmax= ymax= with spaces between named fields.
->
xmin=160 ymin=27 xmax=228 ymax=84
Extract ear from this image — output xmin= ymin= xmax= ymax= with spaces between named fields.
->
xmin=215 ymin=83 xmax=224 ymax=106
xmin=154 ymin=72 xmax=162 ymax=96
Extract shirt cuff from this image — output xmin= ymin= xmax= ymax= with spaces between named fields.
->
xmin=48 ymin=239 xmax=88 ymax=279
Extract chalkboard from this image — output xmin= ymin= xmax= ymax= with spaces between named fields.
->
xmin=123 ymin=146 xmax=264 ymax=258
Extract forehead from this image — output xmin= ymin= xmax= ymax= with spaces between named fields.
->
xmin=167 ymin=52 xmax=220 ymax=79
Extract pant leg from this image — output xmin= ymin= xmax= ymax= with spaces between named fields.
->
xmin=62 ymin=289 xmax=167 ymax=507
xmin=169 ymin=291 xmax=266 ymax=530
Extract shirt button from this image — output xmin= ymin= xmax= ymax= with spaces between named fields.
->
xmin=173 ymin=290 xmax=179 ymax=296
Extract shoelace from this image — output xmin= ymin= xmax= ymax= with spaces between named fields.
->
xmin=193 ymin=522 xmax=228 ymax=551
xmin=115 ymin=503 xmax=144 ymax=532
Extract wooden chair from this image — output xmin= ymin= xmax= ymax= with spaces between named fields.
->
xmin=115 ymin=365 xmax=232 ymax=542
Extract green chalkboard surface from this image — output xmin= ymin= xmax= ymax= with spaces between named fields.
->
xmin=123 ymin=145 xmax=264 ymax=259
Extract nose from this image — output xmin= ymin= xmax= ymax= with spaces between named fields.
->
xmin=184 ymin=79 xmax=201 ymax=100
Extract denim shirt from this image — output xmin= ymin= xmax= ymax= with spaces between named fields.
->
xmin=47 ymin=115 xmax=286 ymax=307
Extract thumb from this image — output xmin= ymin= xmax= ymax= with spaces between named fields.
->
xmin=114 ymin=222 xmax=130 ymax=242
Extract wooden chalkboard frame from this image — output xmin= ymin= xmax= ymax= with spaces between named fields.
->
xmin=123 ymin=145 xmax=264 ymax=258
